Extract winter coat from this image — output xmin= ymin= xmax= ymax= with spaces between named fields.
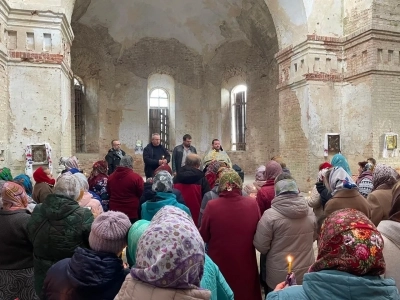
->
xmin=199 ymin=190 xmax=261 ymax=300
xmin=32 ymin=182 xmax=53 ymax=204
xmin=78 ymin=192 xmax=103 ymax=218
xmin=0 ymin=209 xmax=33 ymax=270
xmin=114 ymin=274 xmax=211 ymax=300
xmin=174 ymin=165 xmax=210 ymax=225
xmin=254 ymin=193 xmax=316 ymax=289
xmin=42 ymin=247 xmax=129 ymax=300
xmin=143 ymin=143 xmax=170 ymax=178
xmin=27 ymin=194 xmax=94 ymax=297
xmin=367 ymin=184 xmax=393 ymax=226
xmin=315 ymin=181 xmax=332 ymax=208
xmin=108 ymin=167 xmax=144 ymax=219
xmin=378 ymin=220 xmax=400 ymax=290
xmin=266 ymin=270 xmax=400 ymax=300
xmin=256 ymin=180 xmax=275 ymax=214
xmin=171 ymin=144 xmax=197 ymax=174
xmin=202 ymin=255 xmax=234 ymax=300
xmin=324 ymin=189 xmax=371 ymax=219
xmin=306 ymin=185 xmax=324 ymax=227
xmin=141 ymin=192 xmax=191 ymax=221
xmin=105 ymin=148 xmax=126 ymax=175
xmin=198 ymin=185 xmax=247 ymax=227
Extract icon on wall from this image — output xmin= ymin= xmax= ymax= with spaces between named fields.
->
xmin=386 ymin=135 xmax=397 ymax=150
xmin=135 ymin=140 xmax=144 ymax=154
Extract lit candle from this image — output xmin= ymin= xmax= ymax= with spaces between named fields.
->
xmin=287 ymin=255 xmax=293 ymax=274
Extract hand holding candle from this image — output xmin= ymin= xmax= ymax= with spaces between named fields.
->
xmin=287 ymin=255 xmax=292 ymax=274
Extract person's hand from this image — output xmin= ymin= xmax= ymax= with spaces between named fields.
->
xmin=159 ymin=160 xmax=163 ymax=165
xmin=274 ymin=281 xmax=287 ymax=291
xmin=162 ymin=159 xmax=167 ymax=164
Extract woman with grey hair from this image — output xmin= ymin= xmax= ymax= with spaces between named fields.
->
xmin=108 ymin=155 xmax=144 ymax=223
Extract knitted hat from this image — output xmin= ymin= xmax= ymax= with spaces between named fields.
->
xmin=54 ymin=174 xmax=81 ymax=201
xmin=89 ymin=211 xmax=132 ymax=254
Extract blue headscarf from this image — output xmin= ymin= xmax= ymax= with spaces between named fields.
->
xmin=13 ymin=174 xmax=33 ymax=196
xmin=331 ymin=153 xmax=351 ymax=176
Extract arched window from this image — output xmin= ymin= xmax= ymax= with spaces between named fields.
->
xmin=231 ymin=85 xmax=247 ymax=151
xmin=149 ymin=88 xmax=170 ymax=150
xmin=74 ymin=76 xmax=86 ymax=152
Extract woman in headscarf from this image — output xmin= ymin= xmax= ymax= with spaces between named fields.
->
xmin=73 ymin=173 xmax=103 ymax=218
xmin=126 ymin=214 xmax=234 ymax=300
xmin=88 ymin=160 xmax=109 ymax=211
xmin=14 ymin=174 xmax=33 ymax=196
xmin=331 ymin=153 xmax=352 ymax=176
xmin=140 ymin=170 xmax=190 ymax=221
xmin=256 ymin=160 xmax=283 ymax=214
xmin=323 ymin=167 xmax=370 ymax=218
xmin=62 ymin=156 xmax=80 ymax=174
xmin=0 ymin=167 xmax=13 ymax=181
xmin=267 ymin=209 xmax=399 ymax=300
xmin=243 ymin=165 xmax=266 ymax=197
xmin=32 ymin=167 xmax=55 ymax=204
xmin=115 ymin=206 xmax=212 ymax=300
xmin=200 ymin=170 xmax=261 ymax=300
xmin=254 ymin=173 xmax=316 ymax=295
xmin=356 ymin=162 xmax=374 ymax=198
xmin=367 ymin=164 xmax=398 ymax=226
xmin=204 ymin=160 xmax=222 ymax=190
xmin=0 ymin=182 xmax=37 ymax=300
xmin=378 ymin=181 xmax=400 ymax=290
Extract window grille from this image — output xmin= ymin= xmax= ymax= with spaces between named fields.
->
xmin=149 ymin=88 xmax=170 ymax=149
xmin=232 ymin=85 xmax=247 ymax=151
xmin=74 ymin=77 xmax=85 ymax=153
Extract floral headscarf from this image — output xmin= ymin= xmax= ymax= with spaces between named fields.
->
xmin=310 ymin=208 xmax=385 ymax=276
xmin=264 ymin=160 xmax=283 ymax=181
xmin=152 ymin=170 xmax=173 ymax=192
xmin=275 ymin=179 xmax=299 ymax=196
xmin=372 ymin=164 xmax=397 ymax=190
xmin=328 ymin=167 xmax=358 ymax=195
xmin=205 ymin=160 xmax=222 ymax=176
xmin=65 ymin=156 xmax=79 ymax=170
xmin=131 ymin=206 xmax=205 ymax=289
xmin=2 ymin=182 xmax=29 ymax=211
xmin=89 ymin=160 xmax=108 ymax=178
xmin=13 ymin=174 xmax=33 ymax=196
xmin=218 ymin=170 xmax=243 ymax=193
xmin=0 ymin=167 xmax=13 ymax=181
xmin=331 ymin=154 xmax=352 ymax=176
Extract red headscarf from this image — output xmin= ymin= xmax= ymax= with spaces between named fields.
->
xmin=319 ymin=162 xmax=332 ymax=171
xmin=88 ymin=160 xmax=108 ymax=190
xmin=154 ymin=164 xmax=173 ymax=176
xmin=33 ymin=167 xmax=55 ymax=186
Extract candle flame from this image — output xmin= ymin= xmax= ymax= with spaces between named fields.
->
xmin=287 ymin=255 xmax=292 ymax=263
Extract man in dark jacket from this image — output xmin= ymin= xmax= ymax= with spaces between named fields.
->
xmin=42 ymin=211 xmax=131 ymax=300
xmin=174 ymin=154 xmax=210 ymax=225
xmin=143 ymin=133 xmax=170 ymax=179
xmin=171 ymin=134 xmax=197 ymax=176
xmin=105 ymin=140 xmax=126 ymax=175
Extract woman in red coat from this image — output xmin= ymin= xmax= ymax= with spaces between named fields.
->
xmin=256 ymin=160 xmax=283 ymax=214
xmin=107 ymin=155 xmax=144 ymax=223
xmin=199 ymin=170 xmax=261 ymax=300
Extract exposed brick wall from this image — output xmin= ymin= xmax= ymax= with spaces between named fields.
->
xmin=9 ymin=51 xmax=64 ymax=64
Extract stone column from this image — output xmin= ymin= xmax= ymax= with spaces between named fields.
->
xmin=1 ymin=0 xmax=74 ymax=175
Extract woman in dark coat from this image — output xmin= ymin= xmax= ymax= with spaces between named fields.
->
xmin=0 ymin=182 xmax=37 ymax=300
xmin=200 ymin=170 xmax=261 ymax=300
xmin=28 ymin=174 xmax=94 ymax=297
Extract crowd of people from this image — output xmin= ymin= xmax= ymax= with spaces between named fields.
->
xmin=0 ymin=135 xmax=400 ymax=300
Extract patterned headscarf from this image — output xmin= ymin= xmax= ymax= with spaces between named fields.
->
xmin=275 ymin=179 xmax=299 ymax=196
xmin=2 ymin=182 xmax=29 ymax=211
xmin=0 ymin=167 xmax=13 ymax=181
xmin=127 ymin=220 xmax=151 ymax=267
xmin=152 ymin=170 xmax=173 ymax=192
xmin=131 ymin=206 xmax=205 ymax=289
xmin=218 ymin=170 xmax=243 ymax=193
xmin=331 ymin=154 xmax=352 ymax=176
xmin=13 ymin=174 xmax=33 ymax=196
xmin=372 ymin=164 xmax=397 ymax=190
xmin=310 ymin=208 xmax=385 ymax=276
xmin=328 ymin=167 xmax=358 ymax=195
xmin=264 ymin=160 xmax=283 ymax=181
xmin=205 ymin=160 xmax=222 ymax=176
xmin=65 ymin=156 xmax=79 ymax=170
xmin=255 ymin=165 xmax=266 ymax=181
xmin=88 ymin=160 xmax=108 ymax=190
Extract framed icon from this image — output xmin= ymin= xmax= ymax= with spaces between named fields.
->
xmin=328 ymin=134 xmax=341 ymax=153
xmin=386 ymin=135 xmax=397 ymax=150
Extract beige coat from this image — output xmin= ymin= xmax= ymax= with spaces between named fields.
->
xmin=78 ymin=192 xmax=103 ymax=218
xmin=378 ymin=220 xmax=400 ymax=291
xmin=115 ymin=275 xmax=211 ymax=300
xmin=367 ymin=185 xmax=392 ymax=226
xmin=253 ymin=193 xmax=316 ymax=289
xmin=325 ymin=189 xmax=371 ymax=219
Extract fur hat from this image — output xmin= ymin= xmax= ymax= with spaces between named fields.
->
xmin=89 ymin=211 xmax=131 ymax=254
